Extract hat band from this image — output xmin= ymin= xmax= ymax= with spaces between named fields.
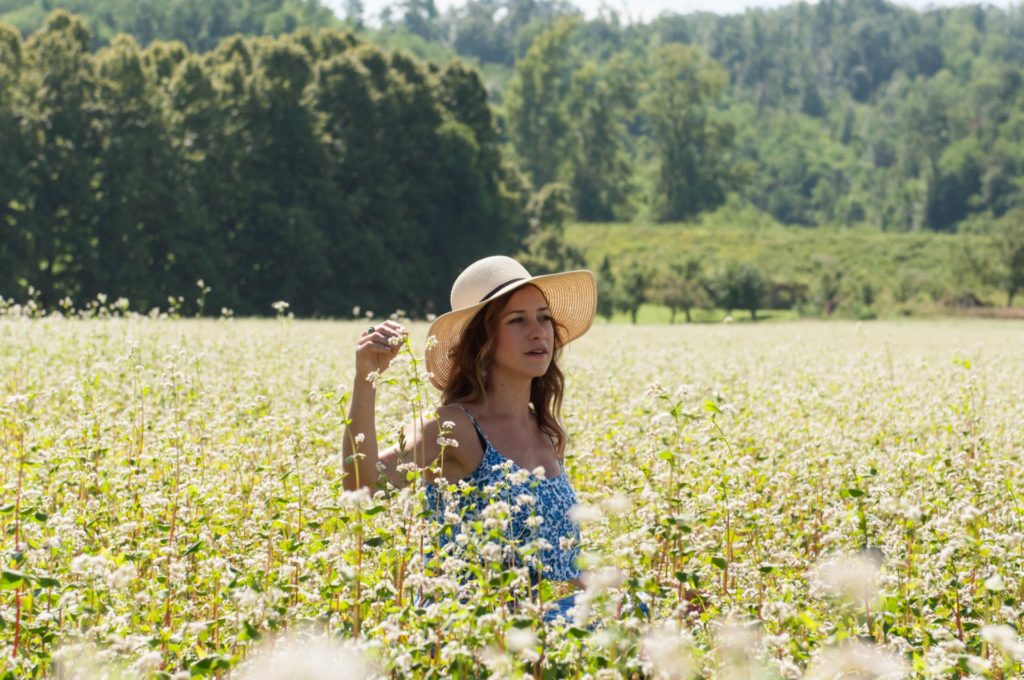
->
xmin=479 ymin=277 xmax=526 ymax=303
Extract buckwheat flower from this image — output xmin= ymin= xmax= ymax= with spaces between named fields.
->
xmin=442 ymin=420 xmax=456 ymax=431
xmin=505 ymin=628 xmax=537 ymax=653
xmin=764 ymin=632 xmax=790 ymax=649
xmin=437 ymin=436 xmax=459 ymax=448
xmin=601 ymin=493 xmax=632 ymax=517
xmin=583 ymin=566 xmax=623 ymax=592
xmin=131 ymin=650 xmax=163 ymax=674
xmin=353 ymin=432 xmax=365 ymax=445
xmin=237 ymin=636 xmax=374 ymax=680
xmin=981 ymin=624 xmax=1024 ymax=659
xmin=516 ymin=493 xmax=536 ymax=506
xmin=804 ymin=641 xmax=907 ymax=679
xmin=481 ymin=543 xmax=502 ymax=562
xmin=388 ymin=334 xmax=402 ymax=347
xmin=365 ymin=370 xmax=380 ymax=387
xmin=966 ymin=655 xmax=991 ymax=674
xmin=641 ymin=622 xmax=697 ymax=679
xmin=812 ymin=551 xmax=881 ymax=603
xmin=569 ymin=503 xmax=604 ymax=524
xmin=500 ymin=468 xmax=526 ymax=485
xmin=425 ymin=335 xmax=439 ymax=350
xmin=531 ymin=465 xmax=546 ymax=479
xmin=106 ymin=563 xmax=137 ymax=590
xmin=962 ymin=505 xmax=982 ymax=525
xmin=984 ymin=573 xmax=1005 ymax=592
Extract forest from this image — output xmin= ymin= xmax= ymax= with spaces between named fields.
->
xmin=2 ymin=0 xmax=1024 ymax=316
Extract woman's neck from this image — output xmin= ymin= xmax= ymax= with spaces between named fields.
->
xmin=480 ymin=370 xmax=533 ymax=422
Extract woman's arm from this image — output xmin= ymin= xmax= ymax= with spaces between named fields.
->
xmin=342 ymin=321 xmax=406 ymax=492
xmin=341 ymin=323 xmax=471 ymax=491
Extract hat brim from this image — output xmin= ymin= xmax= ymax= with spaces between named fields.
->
xmin=424 ymin=270 xmax=597 ymax=391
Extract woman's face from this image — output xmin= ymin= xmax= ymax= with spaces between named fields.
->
xmin=490 ymin=285 xmax=555 ymax=382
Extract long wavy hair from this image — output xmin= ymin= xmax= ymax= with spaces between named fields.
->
xmin=441 ymin=285 xmax=568 ymax=461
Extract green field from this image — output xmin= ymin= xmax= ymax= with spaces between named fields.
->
xmin=566 ymin=218 xmax=1008 ymax=318
xmin=2 ymin=316 xmax=1023 ymax=677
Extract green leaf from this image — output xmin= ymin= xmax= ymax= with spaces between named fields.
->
xmin=364 ymin=536 xmax=384 ymax=548
xmin=189 ymin=655 xmax=231 ymax=676
xmin=704 ymin=400 xmax=722 ymax=415
xmin=1 ymin=570 xmax=28 ymax=590
xmin=568 ymin=627 xmax=589 ymax=639
xmin=846 ymin=488 xmax=865 ymax=498
xmin=183 ymin=540 xmax=203 ymax=557
xmin=239 ymin=620 xmax=261 ymax=642
xmin=711 ymin=556 xmax=728 ymax=569
xmin=36 ymin=576 xmax=61 ymax=589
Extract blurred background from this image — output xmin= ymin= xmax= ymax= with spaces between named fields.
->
xmin=1 ymin=0 xmax=1023 ymax=320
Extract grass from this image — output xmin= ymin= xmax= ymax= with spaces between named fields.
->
xmin=565 ymin=218 xmax=1007 ymax=312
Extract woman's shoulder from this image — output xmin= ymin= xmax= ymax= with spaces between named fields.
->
xmin=415 ymin=403 xmax=484 ymax=453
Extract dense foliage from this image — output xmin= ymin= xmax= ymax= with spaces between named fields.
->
xmin=2 ymin=314 xmax=1023 ymax=677
xmin=381 ymin=0 xmax=1024 ymax=230
xmin=0 ymin=0 xmax=339 ymax=51
xmin=0 ymin=12 xmax=524 ymax=316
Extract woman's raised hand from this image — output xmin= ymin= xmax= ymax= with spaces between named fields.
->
xmin=355 ymin=320 xmax=407 ymax=381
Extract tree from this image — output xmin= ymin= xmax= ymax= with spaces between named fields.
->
xmin=615 ymin=260 xmax=650 ymax=324
xmin=642 ymin=44 xmax=738 ymax=222
xmin=505 ymin=17 xmax=577 ymax=190
xmin=519 ymin=183 xmax=585 ymax=275
xmin=0 ymin=23 xmax=28 ymax=297
xmin=21 ymin=11 xmax=101 ymax=306
xmin=993 ymin=208 xmax=1024 ymax=306
xmin=713 ymin=263 xmax=767 ymax=321
xmin=596 ymin=255 xmax=615 ymax=321
xmin=565 ymin=57 xmax=635 ymax=221
xmin=650 ymin=257 xmax=709 ymax=323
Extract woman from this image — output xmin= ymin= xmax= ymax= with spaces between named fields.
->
xmin=342 ymin=255 xmax=597 ymax=621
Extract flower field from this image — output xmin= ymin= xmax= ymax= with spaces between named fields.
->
xmin=1 ymin=313 xmax=1023 ymax=678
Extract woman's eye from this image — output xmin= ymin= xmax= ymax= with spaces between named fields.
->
xmin=509 ymin=317 xmax=523 ymax=324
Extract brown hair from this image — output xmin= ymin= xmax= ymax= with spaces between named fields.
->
xmin=441 ymin=285 xmax=568 ymax=461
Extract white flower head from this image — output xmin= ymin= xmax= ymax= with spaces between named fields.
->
xmin=505 ymin=628 xmax=537 ymax=654
xmin=804 ymin=641 xmax=907 ymax=680
xmin=812 ymin=551 xmax=882 ymax=603
xmin=569 ymin=503 xmax=604 ymax=524
xmin=982 ymin=624 xmax=1024 ymax=659
xmin=235 ymin=634 xmax=375 ymax=680
xmin=641 ymin=622 xmax=697 ymax=680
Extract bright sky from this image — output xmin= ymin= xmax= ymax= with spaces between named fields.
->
xmin=326 ymin=0 xmax=1016 ymax=24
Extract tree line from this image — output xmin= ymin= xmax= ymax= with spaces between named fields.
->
xmin=376 ymin=0 xmax=1024 ymax=231
xmin=0 ymin=11 xmax=525 ymax=316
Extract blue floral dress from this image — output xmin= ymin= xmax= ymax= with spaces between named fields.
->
xmin=424 ymin=407 xmax=582 ymax=619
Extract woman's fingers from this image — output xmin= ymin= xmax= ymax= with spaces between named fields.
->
xmin=361 ymin=322 xmax=407 ymax=350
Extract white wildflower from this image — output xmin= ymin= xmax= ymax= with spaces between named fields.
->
xmin=982 ymin=624 xmax=1024 ymax=659
xmin=641 ymin=622 xmax=697 ymax=680
xmin=805 ymin=641 xmax=907 ymax=679
xmin=812 ymin=551 xmax=882 ymax=603
xmin=569 ymin=503 xmax=604 ymax=524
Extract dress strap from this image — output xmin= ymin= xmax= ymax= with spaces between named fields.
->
xmin=457 ymin=406 xmax=492 ymax=452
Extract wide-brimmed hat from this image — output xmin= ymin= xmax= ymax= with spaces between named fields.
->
xmin=425 ymin=255 xmax=597 ymax=390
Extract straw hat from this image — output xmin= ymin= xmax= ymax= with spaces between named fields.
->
xmin=425 ymin=256 xmax=597 ymax=390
